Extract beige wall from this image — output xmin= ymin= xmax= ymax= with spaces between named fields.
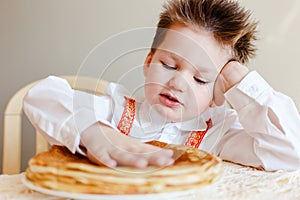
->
xmin=1 ymin=0 xmax=299 ymax=172
xmin=239 ymin=0 xmax=300 ymax=109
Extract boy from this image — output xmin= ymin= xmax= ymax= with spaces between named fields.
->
xmin=24 ymin=0 xmax=300 ymax=171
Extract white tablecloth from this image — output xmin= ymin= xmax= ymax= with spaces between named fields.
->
xmin=1 ymin=162 xmax=300 ymax=200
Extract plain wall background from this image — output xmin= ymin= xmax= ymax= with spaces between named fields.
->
xmin=1 ymin=0 xmax=299 ymax=173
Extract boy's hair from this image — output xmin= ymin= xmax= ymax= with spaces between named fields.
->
xmin=151 ymin=0 xmax=258 ymax=64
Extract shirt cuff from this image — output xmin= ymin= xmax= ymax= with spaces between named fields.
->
xmin=225 ymin=71 xmax=272 ymax=110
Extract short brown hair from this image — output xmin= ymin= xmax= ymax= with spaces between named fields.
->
xmin=151 ymin=0 xmax=258 ymax=64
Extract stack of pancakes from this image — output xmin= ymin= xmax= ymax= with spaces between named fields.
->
xmin=25 ymin=141 xmax=222 ymax=194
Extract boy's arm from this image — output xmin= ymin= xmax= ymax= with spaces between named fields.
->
xmin=23 ymin=76 xmax=174 ymax=168
xmin=23 ymin=76 xmax=88 ymax=153
xmin=214 ymin=62 xmax=300 ymax=170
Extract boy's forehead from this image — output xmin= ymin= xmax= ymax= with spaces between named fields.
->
xmin=155 ymin=26 xmax=225 ymax=77
xmin=157 ymin=29 xmax=218 ymax=75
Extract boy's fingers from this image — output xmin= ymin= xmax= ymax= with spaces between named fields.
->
xmin=213 ymin=60 xmax=249 ymax=106
xmin=140 ymin=144 xmax=174 ymax=156
xmin=110 ymin=149 xmax=149 ymax=168
xmin=140 ymin=145 xmax=174 ymax=167
xmin=220 ymin=61 xmax=249 ymax=88
xmin=136 ymin=143 xmax=175 ymax=166
xmin=148 ymin=155 xmax=175 ymax=167
xmin=110 ymin=143 xmax=175 ymax=168
xmin=152 ymin=148 xmax=174 ymax=166
xmin=87 ymin=149 xmax=117 ymax=168
xmin=213 ymin=73 xmax=226 ymax=106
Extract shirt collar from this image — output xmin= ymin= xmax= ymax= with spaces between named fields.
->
xmin=138 ymin=100 xmax=167 ymax=133
xmin=138 ymin=100 xmax=210 ymax=134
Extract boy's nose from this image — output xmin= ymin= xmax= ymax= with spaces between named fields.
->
xmin=167 ymin=72 xmax=188 ymax=92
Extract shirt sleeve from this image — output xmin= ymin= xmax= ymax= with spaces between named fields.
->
xmin=216 ymin=71 xmax=300 ymax=171
xmin=23 ymin=76 xmax=125 ymax=154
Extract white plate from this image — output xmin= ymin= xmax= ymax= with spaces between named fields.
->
xmin=22 ymin=176 xmax=196 ymax=200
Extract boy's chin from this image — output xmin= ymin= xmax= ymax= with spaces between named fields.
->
xmin=153 ymin=105 xmax=201 ymax=122
xmin=160 ymin=112 xmax=198 ymax=123
xmin=156 ymin=110 xmax=181 ymax=123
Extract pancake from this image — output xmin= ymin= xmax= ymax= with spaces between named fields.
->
xmin=25 ymin=141 xmax=222 ymax=194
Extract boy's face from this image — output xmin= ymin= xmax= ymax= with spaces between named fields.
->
xmin=144 ymin=24 xmax=232 ymax=122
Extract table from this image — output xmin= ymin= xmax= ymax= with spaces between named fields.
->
xmin=1 ymin=161 xmax=300 ymax=200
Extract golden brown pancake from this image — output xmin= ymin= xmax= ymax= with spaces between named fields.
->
xmin=25 ymin=141 xmax=222 ymax=194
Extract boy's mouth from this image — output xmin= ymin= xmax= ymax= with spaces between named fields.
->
xmin=160 ymin=93 xmax=183 ymax=106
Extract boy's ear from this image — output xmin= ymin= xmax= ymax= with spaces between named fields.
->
xmin=143 ymin=52 xmax=153 ymax=77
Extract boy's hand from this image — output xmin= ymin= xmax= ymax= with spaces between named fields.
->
xmin=81 ymin=122 xmax=174 ymax=168
xmin=213 ymin=61 xmax=249 ymax=106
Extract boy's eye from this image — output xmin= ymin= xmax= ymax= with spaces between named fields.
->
xmin=161 ymin=61 xmax=176 ymax=70
xmin=194 ymin=76 xmax=207 ymax=85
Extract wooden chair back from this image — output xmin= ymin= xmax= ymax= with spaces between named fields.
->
xmin=2 ymin=76 xmax=108 ymax=174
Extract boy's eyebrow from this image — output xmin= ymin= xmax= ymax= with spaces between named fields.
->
xmin=165 ymin=51 xmax=216 ymax=77
xmin=163 ymin=51 xmax=182 ymax=61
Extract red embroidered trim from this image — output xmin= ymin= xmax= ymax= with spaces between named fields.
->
xmin=117 ymin=97 xmax=136 ymax=136
xmin=184 ymin=118 xmax=212 ymax=148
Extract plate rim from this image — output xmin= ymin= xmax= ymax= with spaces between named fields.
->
xmin=21 ymin=175 xmax=196 ymax=200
